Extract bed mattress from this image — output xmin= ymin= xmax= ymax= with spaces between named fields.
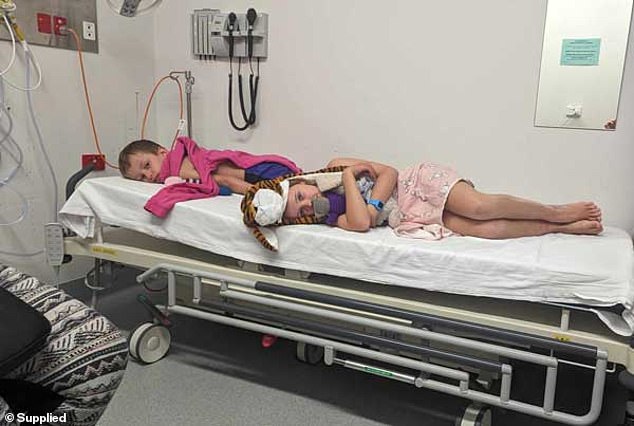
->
xmin=60 ymin=177 xmax=634 ymax=311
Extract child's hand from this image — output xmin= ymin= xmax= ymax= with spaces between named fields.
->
xmin=347 ymin=163 xmax=377 ymax=180
xmin=164 ymin=176 xmax=186 ymax=186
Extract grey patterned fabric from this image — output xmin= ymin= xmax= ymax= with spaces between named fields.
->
xmin=0 ymin=265 xmax=128 ymax=426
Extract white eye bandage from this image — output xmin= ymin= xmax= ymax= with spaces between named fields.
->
xmin=253 ymin=180 xmax=290 ymax=226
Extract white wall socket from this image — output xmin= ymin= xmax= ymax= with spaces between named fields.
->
xmin=83 ymin=21 xmax=96 ymax=41
xmin=565 ymin=104 xmax=582 ymax=118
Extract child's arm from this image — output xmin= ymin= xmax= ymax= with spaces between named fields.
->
xmin=212 ymin=173 xmax=252 ymax=194
xmin=327 ymin=157 xmax=398 ymax=228
xmin=335 ymin=163 xmax=375 ymax=231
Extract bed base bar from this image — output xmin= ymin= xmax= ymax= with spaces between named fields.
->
xmin=139 ymin=263 xmax=608 ymax=425
xmin=253 ymin=282 xmax=598 ymax=359
xmin=195 ymin=297 xmax=504 ymax=373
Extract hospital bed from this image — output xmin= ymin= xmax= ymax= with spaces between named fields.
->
xmin=59 ymin=176 xmax=634 ymax=425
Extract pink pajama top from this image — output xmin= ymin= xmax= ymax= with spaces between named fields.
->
xmin=144 ymin=136 xmax=301 ymax=217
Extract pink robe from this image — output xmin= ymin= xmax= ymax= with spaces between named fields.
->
xmin=144 ymin=137 xmax=301 ymax=217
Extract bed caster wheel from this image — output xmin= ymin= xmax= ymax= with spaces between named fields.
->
xmin=458 ymin=403 xmax=491 ymax=426
xmin=129 ymin=322 xmax=171 ymax=364
xmin=296 ymin=342 xmax=323 ymax=365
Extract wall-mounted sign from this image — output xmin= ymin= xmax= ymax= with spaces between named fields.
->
xmin=560 ymin=38 xmax=601 ymax=65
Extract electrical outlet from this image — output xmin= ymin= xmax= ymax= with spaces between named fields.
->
xmin=83 ymin=21 xmax=96 ymax=41
xmin=565 ymin=104 xmax=583 ymax=118
xmin=82 ymin=154 xmax=105 ymax=170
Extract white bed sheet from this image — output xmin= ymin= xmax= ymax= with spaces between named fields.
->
xmin=60 ymin=176 xmax=634 ymax=314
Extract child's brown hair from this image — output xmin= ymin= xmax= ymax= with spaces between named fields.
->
xmin=118 ymin=139 xmax=163 ymax=176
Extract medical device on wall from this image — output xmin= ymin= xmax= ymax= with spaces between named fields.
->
xmin=0 ymin=0 xmax=60 ymax=260
xmin=0 ymin=0 xmax=98 ymax=53
xmin=106 ymin=0 xmax=163 ymax=18
xmin=192 ymin=8 xmax=268 ymax=132
xmin=192 ymin=9 xmax=268 ymax=59
xmin=141 ymin=71 xmax=195 ymax=141
xmin=171 ymin=71 xmax=195 ymax=139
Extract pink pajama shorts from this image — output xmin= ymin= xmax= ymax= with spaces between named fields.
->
xmin=389 ymin=162 xmax=472 ymax=239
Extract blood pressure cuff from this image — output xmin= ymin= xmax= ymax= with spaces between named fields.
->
xmin=0 ymin=286 xmax=51 ymax=377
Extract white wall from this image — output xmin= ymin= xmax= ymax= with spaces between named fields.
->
xmin=0 ymin=2 xmax=155 ymax=282
xmin=535 ymin=0 xmax=632 ymax=128
xmin=2 ymin=0 xmax=634 ymax=283
xmin=153 ymin=0 xmax=634 ymax=229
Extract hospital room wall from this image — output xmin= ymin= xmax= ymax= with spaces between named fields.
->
xmin=152 ymin=0 xmax=634 ymax=230
xmin=0 ymin=2 xmax=155 ymax=282
xmin=535 ymin=0 xmax=631 ymax=128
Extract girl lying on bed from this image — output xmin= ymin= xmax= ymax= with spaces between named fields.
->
xmin=118 ymin=137 xmax=301 ymax=217
xmin=241 ymin=157 xmax=602 ymax=250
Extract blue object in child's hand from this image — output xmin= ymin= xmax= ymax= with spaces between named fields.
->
xmin=219 ymin=186 xmax=232 ymax=196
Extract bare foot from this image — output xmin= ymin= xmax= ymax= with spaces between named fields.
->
xmin=558 ymin=220 xmax=603 ymax=235
xmin=551 ymin=202 xmax=602 ymax=223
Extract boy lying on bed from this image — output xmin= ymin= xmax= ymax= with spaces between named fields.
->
xmin=118 ymin=137 xmax=301 ymax=217
xmin=241 ymin=157 xmax=603 ymax=251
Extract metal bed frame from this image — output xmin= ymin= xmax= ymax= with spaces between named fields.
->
xmin=62 ymin=225 xmax=634 ymax=425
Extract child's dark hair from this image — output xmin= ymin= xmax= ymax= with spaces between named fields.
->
xmin=289 ymin=178 xmax=317 ymax=187
xmin=118 ymin=139 xmax=163 ymax=176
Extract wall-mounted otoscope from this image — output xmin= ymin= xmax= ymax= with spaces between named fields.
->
xmin=227 ymin=12 xmax=237 ymax=58
xmin=226 ymin=11 xmax=248 ymax=131
xmin=246 ymin=8 xmax=256 ymax=58
xmin=237 ymin=8 xmax=259 ymax=128
xmin=191 ymin=8 xmax=268 ymax=132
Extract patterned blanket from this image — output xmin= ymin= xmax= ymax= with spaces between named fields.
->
xmin=0 ymin=265 xmax=128 ymax=426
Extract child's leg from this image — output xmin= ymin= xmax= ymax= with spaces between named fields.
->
xmin=442 ymin=211 xmax=603 ymax=239
xmin=445 ymin=182 xmax=602 ymax=223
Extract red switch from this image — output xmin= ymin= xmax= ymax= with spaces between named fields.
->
xmin=81 ymin=154 xmax=106 ymax=171
xmin=53 ymin=15 xmax=67 ymax=35
xmin=37 ymin=12 xmax=52 ymax=34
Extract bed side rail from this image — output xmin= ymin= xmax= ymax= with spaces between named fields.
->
xmin=65 ymin=164 xmax=96 ymax=201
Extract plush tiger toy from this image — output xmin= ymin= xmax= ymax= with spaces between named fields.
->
xmin=241 ymin=165 xmax=348 ymax=251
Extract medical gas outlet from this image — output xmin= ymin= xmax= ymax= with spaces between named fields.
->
xmin=192 ymin=9 xmax=268 ymax=58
